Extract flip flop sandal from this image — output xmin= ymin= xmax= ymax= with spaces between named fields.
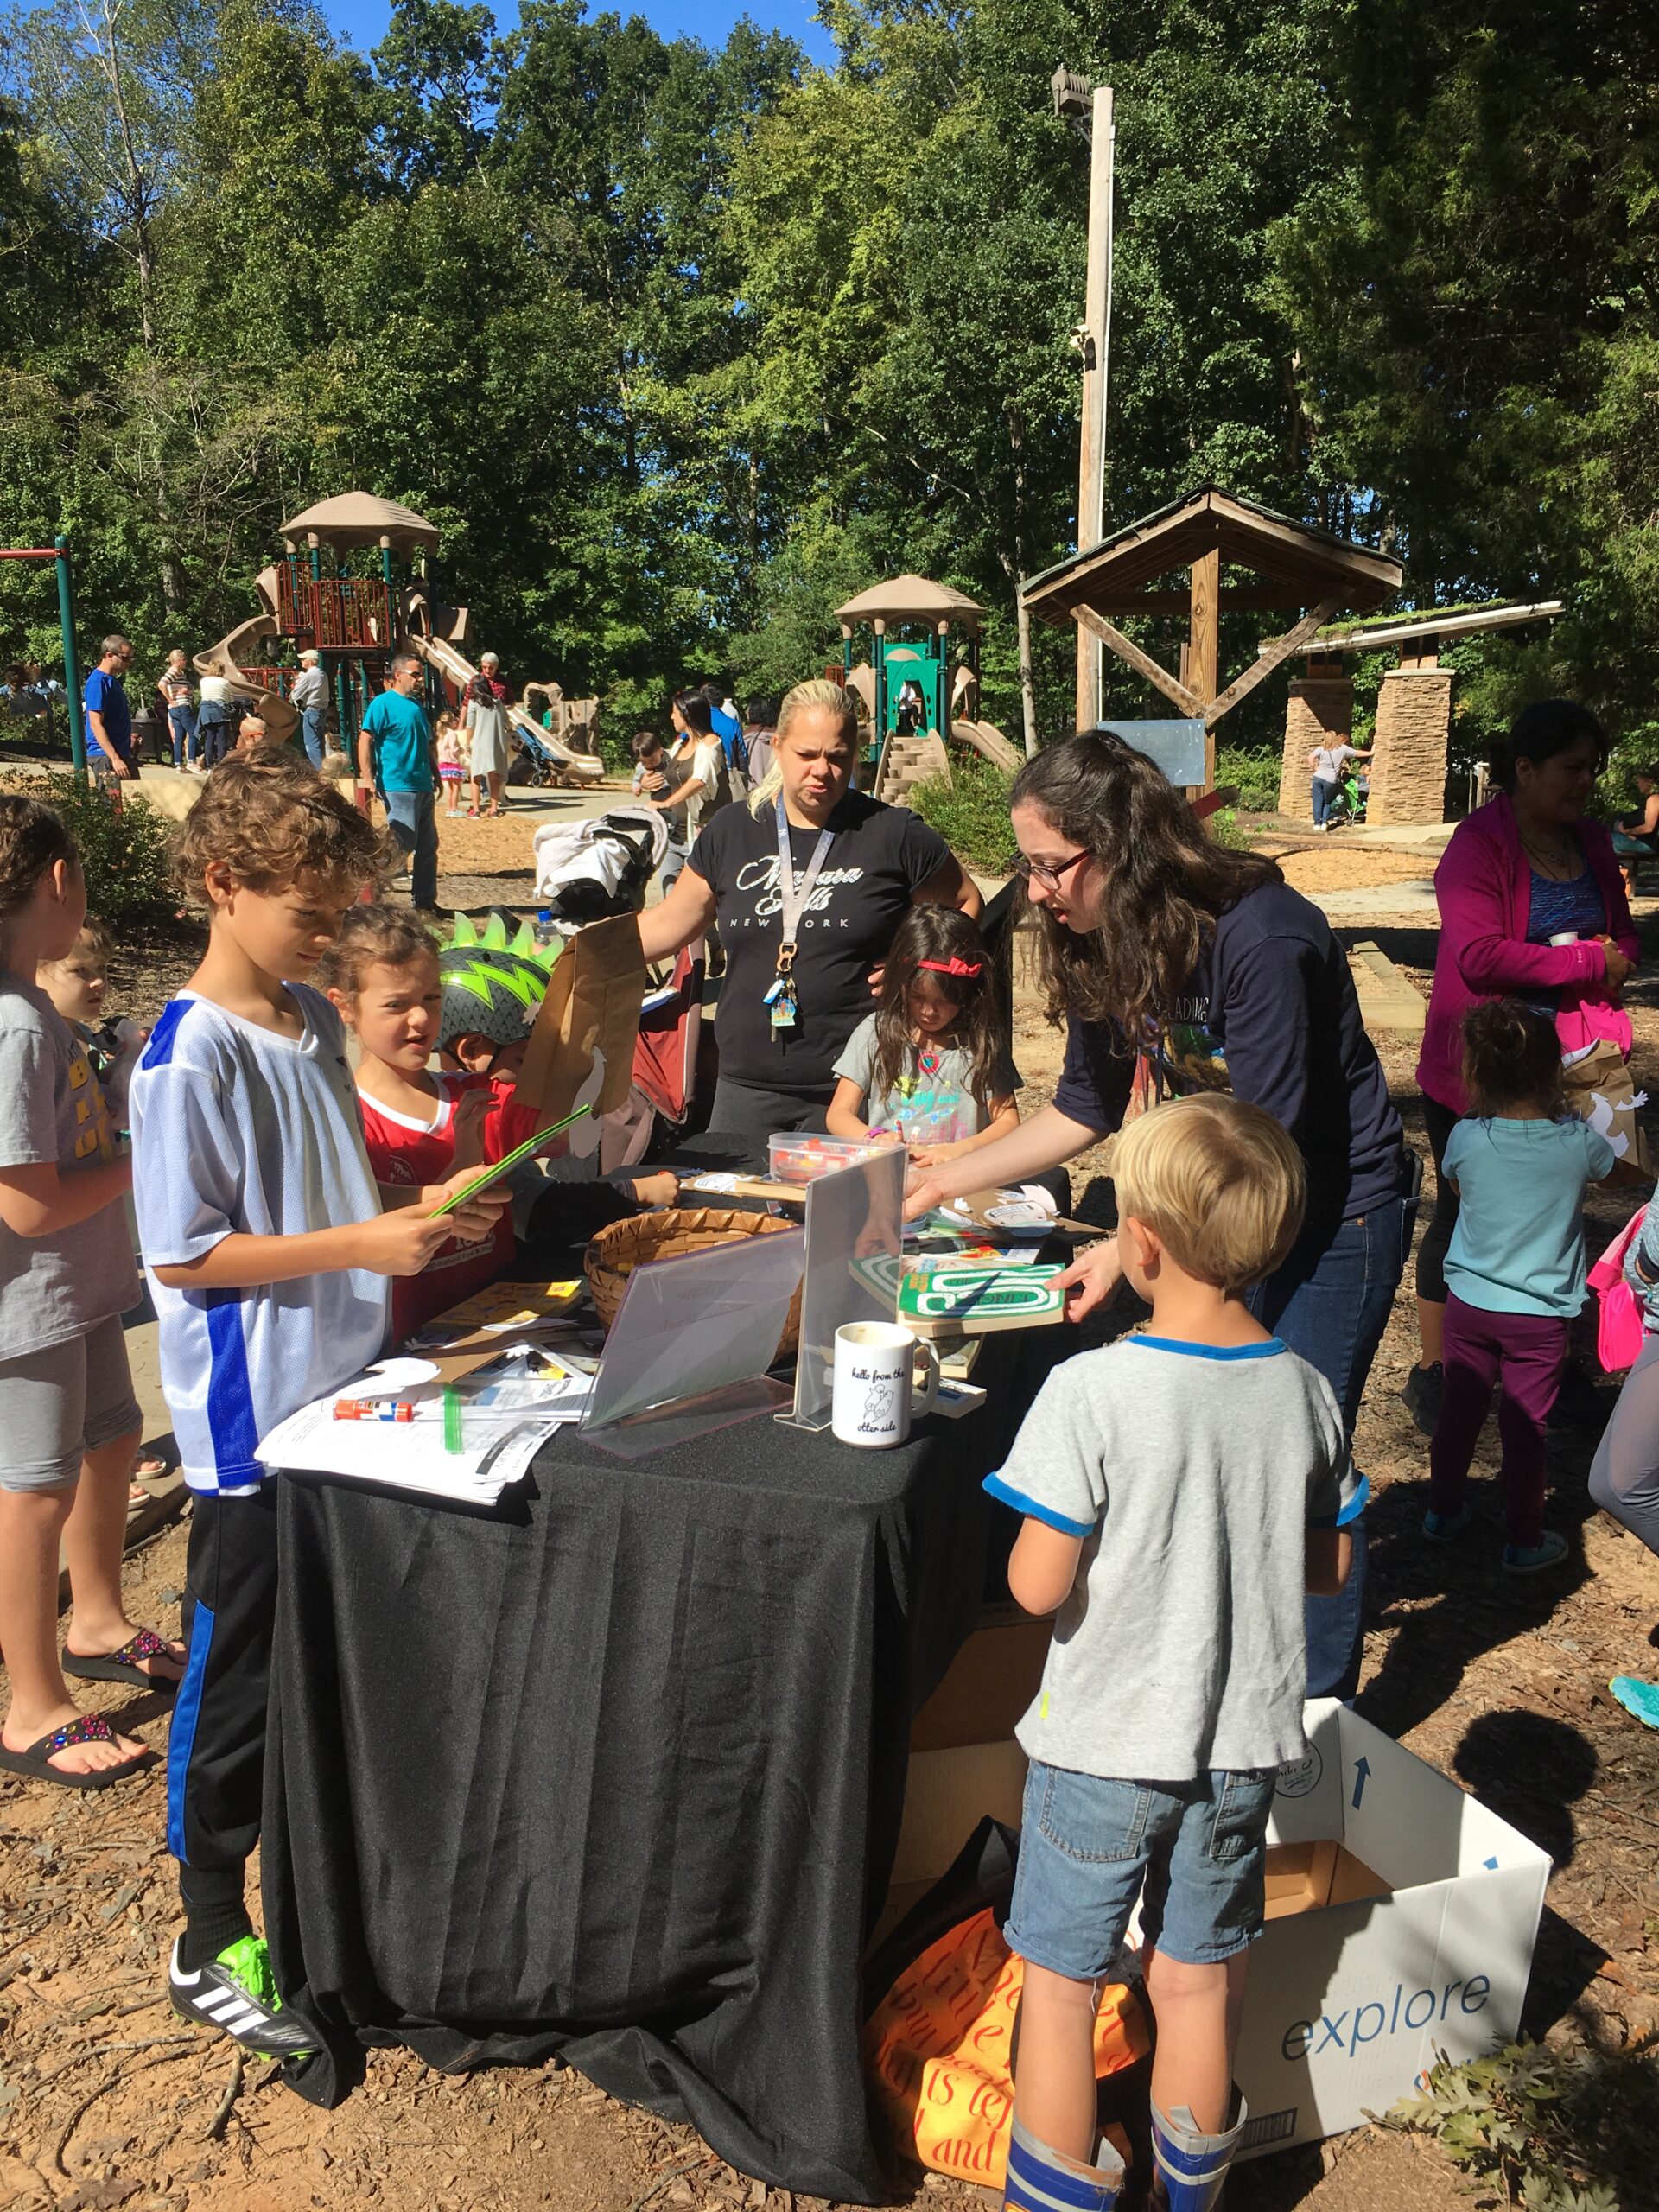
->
xmin=0 ymin=1712 xmax=156 ymax=1790
xmin=1608 ymin=1675 xmax=1659 ymax=1730
xmin=135 ymin=1452 xmax=171 ymax=1478
xmin=63 ymin=1626 xmax=185 ymax=1690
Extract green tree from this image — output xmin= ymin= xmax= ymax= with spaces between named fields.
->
xmin=1272 ymin=0 xmax=1659 ymax=726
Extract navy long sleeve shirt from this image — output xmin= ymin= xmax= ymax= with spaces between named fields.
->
xmin=1053 ymin=880 xmax=1406 ymax=1233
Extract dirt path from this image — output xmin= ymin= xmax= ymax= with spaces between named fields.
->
xmin=4 ymin=853 xmax=1658 ymax=2211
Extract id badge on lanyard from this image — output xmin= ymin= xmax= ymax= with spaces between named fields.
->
xmin=765 ymin=799 xmax=834 ymax=1039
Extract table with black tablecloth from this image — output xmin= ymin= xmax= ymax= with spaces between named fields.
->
xmin=263 ymin=1311 xmax=1065 ymax=2201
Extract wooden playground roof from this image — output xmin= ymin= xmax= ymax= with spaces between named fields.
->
xmin=1022 ymin=486 xmax=1402 ymax=623
xmin=835 ymin=574 xmax=986 ymax=626
xmin=281 ymin=493 xmax=440 ymax=556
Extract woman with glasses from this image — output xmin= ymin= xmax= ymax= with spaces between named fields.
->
xmin=907 ymin=730 xmax=1411 ymax=1700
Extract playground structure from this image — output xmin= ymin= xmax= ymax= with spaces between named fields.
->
xmin=1022 ymin=486 xmax=1402 ymax=795
xmin=831 ymin=575 xmax=1022 ymax=806
xmin=193 ymin=493 xmax=603 ymax=784
xmin=1275 ymin=597 xmax=1564 ymax=828
xmin=0 ymin=537 xmax=87 ymax=777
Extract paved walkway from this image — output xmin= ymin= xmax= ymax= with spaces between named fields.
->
xmin=1301 ymin=878 xmax=1440 ymax=921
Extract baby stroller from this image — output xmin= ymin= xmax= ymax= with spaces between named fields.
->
xmin=508 ymin=722 xmax=559 ymax=788
xmin=1327 ymin=767 xmax=1369 ymax=828
xmin=531 ymin=804 xmax=668 ymax=925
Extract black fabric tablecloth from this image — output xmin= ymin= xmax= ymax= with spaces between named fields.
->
xmin=263 ymin=1330 xmax=1061 ymax=2201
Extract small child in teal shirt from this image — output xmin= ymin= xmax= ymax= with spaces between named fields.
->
xmin=1427 ymin=1000 xmax=1614 ymax=1570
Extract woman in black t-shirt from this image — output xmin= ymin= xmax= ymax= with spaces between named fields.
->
xmin=638 ymin=679 xmax=979 ymax=1133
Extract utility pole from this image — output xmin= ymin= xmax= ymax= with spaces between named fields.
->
xmin=1054 ymin=67 xmax=1115 ymax=732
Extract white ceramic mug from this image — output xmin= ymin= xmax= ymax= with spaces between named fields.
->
xmin=1548 ymin=931 xmax=1580 ymax=947
xmin=832 ymin=1322 xmax=940 ymax=1449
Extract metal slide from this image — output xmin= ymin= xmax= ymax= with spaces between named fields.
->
xmin=410 ymin=632 xmax=604 ymax=784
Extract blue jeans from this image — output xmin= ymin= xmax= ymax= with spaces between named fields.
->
xmin=168 ymin=704 xmax=197 ymax=766
xmin=300 ymin=704 xmax=327 ymax=767
xmin=1007 ymin=1759 xmax=1277 ymax=1975
xmin=1248 ymin=1192 xmax=1412 ymax=1700
xmin=384 ymin=789 xmax=439 ymax=910
xmin=1310 ymin=776 xmax=1334 ymax=826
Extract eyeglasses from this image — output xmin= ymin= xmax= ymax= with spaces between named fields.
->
xmin=1012 ymin=849 xmax=1090 ymax=889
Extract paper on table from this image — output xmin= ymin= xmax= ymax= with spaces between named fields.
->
xmin=334 ymin=1357 xmax=442 ymax=1401
xmin=257 ymin=1395 xmax=556 ymax=1502
xmin=412 ymin=1279 xmax=586 ymax=1338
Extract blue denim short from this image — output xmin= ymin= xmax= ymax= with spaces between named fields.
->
xmin=1004 ymin=1758 xmax=1278 ymax=1977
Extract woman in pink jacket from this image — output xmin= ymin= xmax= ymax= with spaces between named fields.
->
xmin=1405 ymin=701 xmax=1637 ymax=1432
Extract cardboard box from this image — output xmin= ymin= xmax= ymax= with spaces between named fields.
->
xmin=1224 ymin=1700 xmax=1550 ymax=2157
xmin=884 ymin=1679 xmax=1551 ymax=2158
xmin=1262 ymin=1839 xmax=1389 ymax=1921
xmin=908 ymin=1611 xmax=1051 ymax=1754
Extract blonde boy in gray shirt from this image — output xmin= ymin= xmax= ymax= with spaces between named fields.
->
xmin=986 ymin=1095 xmax=1355 ymax=2212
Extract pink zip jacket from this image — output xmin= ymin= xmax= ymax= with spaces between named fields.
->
xmin=1416 ymin=793 xmax=1637 ymax=1113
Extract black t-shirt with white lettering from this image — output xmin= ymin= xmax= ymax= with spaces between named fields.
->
xmin=688 ymin=793 xmax=952 ymax=1091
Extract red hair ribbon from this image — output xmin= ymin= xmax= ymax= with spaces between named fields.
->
xmin=917 ymin=956 xmax=982 ymax=978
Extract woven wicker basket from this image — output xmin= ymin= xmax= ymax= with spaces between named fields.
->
xmin=583 ymin=1207 xmax=804 ymax=1356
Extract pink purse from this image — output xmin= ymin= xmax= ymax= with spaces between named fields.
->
xmin=1588 ymin=1207 xmax=1649 ymax=1373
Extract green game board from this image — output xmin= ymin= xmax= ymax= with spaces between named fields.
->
xmin=894 ymin=1262 xmax=1066 ymax=1336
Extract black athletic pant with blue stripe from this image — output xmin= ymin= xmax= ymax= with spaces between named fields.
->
xmin=168 ymin=1486 xmax=280 ymax=1940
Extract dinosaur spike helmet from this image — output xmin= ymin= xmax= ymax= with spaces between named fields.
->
xmin=437 ymin=946 xmax=549 ymax=1058
xmin=445 ymin=908 xmax=554 ymax=968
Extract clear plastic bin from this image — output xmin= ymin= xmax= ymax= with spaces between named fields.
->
xmin=768 ymin=1132 xmax=898 ymax=1185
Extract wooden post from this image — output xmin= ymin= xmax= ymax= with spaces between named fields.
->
xmin=1073 ymin=84 xmax=1115 ymax=733
xmin=1188 ymin=547 xmax=1219 ymax=791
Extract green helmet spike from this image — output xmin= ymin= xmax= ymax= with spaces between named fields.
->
xmin=449 ymin=912 xmax=478 ymax=949
xmin=510 ymin=918 xmax=537 ymax=959
xmin=480 ymin=911 xmax=509 ymax=950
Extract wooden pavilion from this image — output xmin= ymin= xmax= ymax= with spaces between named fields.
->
xmin=1021 ymin=486 xmax=1402 ymax=790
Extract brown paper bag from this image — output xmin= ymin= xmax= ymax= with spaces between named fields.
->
xmin=512 ymin=914 xmax=645 ymax=1122
xmin=1561 ymin=1038 xmax=1653 ymax=1185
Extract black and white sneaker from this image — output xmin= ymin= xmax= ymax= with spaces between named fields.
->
xmin=169 ymin=1934 xmax=316 ymax=2058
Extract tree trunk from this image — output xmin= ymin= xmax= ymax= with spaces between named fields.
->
xmin=94 ymin=0 xmax=181 ymax=612
xmin=1014 ymin=587 xmax=1039 ymax=759
xmin=1004 ymin=405 xmax=1040 ymax=757
xmin=99 ymin=0 xmax=159 ymax=354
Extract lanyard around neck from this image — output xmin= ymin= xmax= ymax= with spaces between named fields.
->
xmin=773 ymin=798 xmax=835 ymax=969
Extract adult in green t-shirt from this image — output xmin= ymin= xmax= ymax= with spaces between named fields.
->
xmin=357 ymin=652 xmax=439 ymax=912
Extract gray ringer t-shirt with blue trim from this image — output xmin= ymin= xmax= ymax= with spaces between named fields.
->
xmin=986 ymin=1334 xmax=1357 ymax=1781
xmin=130 ymin=985 xmax=390 ymax=1495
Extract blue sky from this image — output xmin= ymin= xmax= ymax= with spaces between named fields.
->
xmin=318 ymin=0 xmax=839 ymax=67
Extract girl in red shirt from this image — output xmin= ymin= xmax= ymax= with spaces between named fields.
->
xmin=318 ymin=911 xmax=511 ymax=1337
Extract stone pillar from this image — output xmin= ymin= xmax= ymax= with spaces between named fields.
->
xmin=1369 ymin=667 xmax=1452 ymax=826
xmin=1278 ymin=673 xmax=1354 ymax=819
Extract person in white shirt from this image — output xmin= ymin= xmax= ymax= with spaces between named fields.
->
xmin=1307 ymin=741 xmax=1370 ymax=830
xmin=158 ymin=651 xmax=198 ymax=770
xmin=290 ymin=650 xmax=330 ymax=769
